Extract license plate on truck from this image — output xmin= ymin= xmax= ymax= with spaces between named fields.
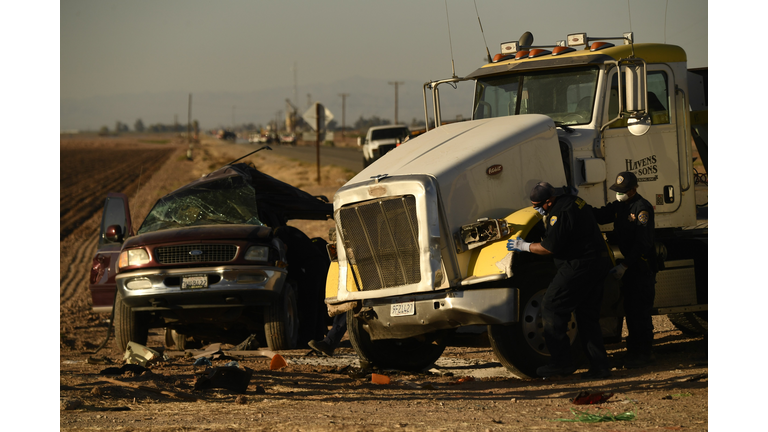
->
xmin=181 ymin=275 xmax=208 ymax=289
xmin=391 ymin=301 xmax=415 ymax=317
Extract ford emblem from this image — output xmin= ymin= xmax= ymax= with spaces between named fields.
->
xmin=486 ymin=164 xmax=503 ymax=176
xmin=189 ymin=250 xmax=204 ymax=256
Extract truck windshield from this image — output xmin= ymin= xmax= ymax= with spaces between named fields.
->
xmin=138 ymin=175 xmax=263 ymax=234
xmin=473 ymin=66 xmax=599 ymax=126
xmin=371 ymin=127 xmax=409 ymax=141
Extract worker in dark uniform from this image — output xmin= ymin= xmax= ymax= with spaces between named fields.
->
xmin=508 ymin=182 xmax=611 ymax=379
xmin=592 ymin=171 xmax=657 ymax=368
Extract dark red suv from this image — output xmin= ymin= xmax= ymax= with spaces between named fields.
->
xmin=89 ymin=163 xmax=332 ymax=351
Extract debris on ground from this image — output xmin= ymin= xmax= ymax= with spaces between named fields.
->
xmin=86 ymin=356 xmax=114 ymax=365
xmin=234 ymin=334 xmax=260 ymax=351
xmin=193 ymin=357 xmax=213 ymax=367
xmin=448 ymin=376 xmax=475 ymax=385
xmin=371 ymin=373 xmax=390 ymax=385
xmin=553 ymin=407 xmax=636 ymax=423
xmin=123 ymin=342 xmax=161 ymax=367
xmin=60 ymin=398 xmax=82 ymax=410
xmin=572 ymin=391 xmax=614 ymax=405
xmin=101 ymin=377 xmax=198 ymax=401
xmin=194 ymin=365 xmax=254 ymax=393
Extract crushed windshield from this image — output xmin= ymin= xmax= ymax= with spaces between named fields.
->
xmin=138 ymin=175 xmax=263 ymax=234
xmin=473 ymin=66 xmax=599 ymax=126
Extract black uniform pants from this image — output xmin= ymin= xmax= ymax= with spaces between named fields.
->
xmin=541 ymin=257 xmax=610 ymax=370
xmin=622 ymin=261 xmax=656 ymax=355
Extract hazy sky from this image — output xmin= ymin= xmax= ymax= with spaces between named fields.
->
xmin=61 ymin=0 xmax=708 ymax=101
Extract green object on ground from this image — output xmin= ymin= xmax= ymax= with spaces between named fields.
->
xmin=553 ymin=407 xmax=636 ymax=423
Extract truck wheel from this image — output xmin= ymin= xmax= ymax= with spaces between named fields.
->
xmin=163 ymin=328 xmax=187 ymax=350
xmin=113 ymin=293 xmax=148 ymax=351
xmin=488 ymin=272 xmax=579 ymax=379
xmin=668 ymin=312 xmax=708 ymax=336
xmin=264 ymin=281 xmax=299 ymax=350
xmin=346 ymin=309 xmax=447 ymax=371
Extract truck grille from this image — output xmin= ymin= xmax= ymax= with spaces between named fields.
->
xmin=156 ymin=244 xmax=237 ymax=264
xmin=338 ymin=195 xmax=421 ymax=291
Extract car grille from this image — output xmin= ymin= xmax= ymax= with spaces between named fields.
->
xmin=155 ymin=244 xmax=237 ymax=264
xmin=338 ymin=195 xmax=421 ymax=291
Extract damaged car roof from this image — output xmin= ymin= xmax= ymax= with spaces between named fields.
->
xmin=161 ymin=162 xmax=333 ymax=222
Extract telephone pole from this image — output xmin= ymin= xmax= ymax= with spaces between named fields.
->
xmin=388 ymin=81 xmax=404 ymax=124
xmin=338 ymin=93 xmax=350 ymax=137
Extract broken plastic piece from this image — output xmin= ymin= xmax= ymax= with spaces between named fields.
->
xmin=269 ymin=354 xmax=287 ymax=371
xmin=572 ymin=391 xmax=614 ymax=405
xmin=123 ymin=342 xmax=161 ymax=367
xmin=194 ymin=366 xmax=254 ymax=393
xmin=448 ymin=376 xmax=475 ymax=385
xmin=371 ymin=373 xmax=390 ymax=385
xmin=193 ymin=357 xmax=213 ymax=366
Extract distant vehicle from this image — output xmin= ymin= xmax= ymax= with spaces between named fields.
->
xmin=280 ymin=134 xmax=296 ymax=145
xmin=360 ymin=124 xmax=410 ymax=167
xmin=217 ymin=130 xmax=236 ymax=141
xmin=89 ymin=163 xmax=333 ymax=351
xmin=248 ymin=133 xmax=261 ymax=143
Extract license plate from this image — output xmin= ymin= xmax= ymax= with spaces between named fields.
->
xmin=181 ymin=274 xmax=208 ymax=289
xmin=391 ymin=301 xmax=415 ymax=317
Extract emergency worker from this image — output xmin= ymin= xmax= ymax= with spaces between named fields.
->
xmin=592 ymin=172 xmax=657 ymax=368
xmin=508 ymin=182 xmax=611 ymax=379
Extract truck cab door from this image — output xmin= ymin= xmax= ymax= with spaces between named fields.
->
xmin=88 ymin=193 xmax=133 ymax=313
xmin=601 ymin=64 xmax=683 ymax=220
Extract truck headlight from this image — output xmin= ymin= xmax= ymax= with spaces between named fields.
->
xmin=244 ymin=245 xmax=270 ymax=262
xmin=118 ymin=248 xmax=151 ymax=269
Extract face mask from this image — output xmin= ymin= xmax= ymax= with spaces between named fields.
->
xmin=616 ymin=192 xmax=629 ymax=202
xmin=534 ymin=206 xmax=547 ymax=216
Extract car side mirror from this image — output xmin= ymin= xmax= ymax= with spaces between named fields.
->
xmin=105 ymin=224 xmax=124 ymax=243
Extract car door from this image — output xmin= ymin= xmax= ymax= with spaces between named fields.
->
xmin=88 ymin=193 xmax=133 ymax=313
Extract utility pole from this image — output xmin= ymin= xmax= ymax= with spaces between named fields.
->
xmin=338 ymin=93 xmax=350 ymax=137
xmin=187 ymin=93 xmax=192 ymax=160
xmin=388 ymin=81 xmax=404 ymax=124
xmin=232 ymin=105 xmax=236 ymax=131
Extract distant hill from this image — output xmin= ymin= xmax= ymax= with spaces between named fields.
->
xmin=60 ymin=76 xmax=473 ymax=132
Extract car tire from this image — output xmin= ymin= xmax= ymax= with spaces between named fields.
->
xmin=264 ymin=280 xmax=299 ymax=350
xmin=113 ymin=293 xmax=148 ymax=351
xmin=346 ymin=309 xmax=448 ymax=371
xmin=488 ymin=267 xmax=580 ymax=379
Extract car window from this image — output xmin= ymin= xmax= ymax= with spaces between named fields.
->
xmin=370 ymin=127 xmax=409 ymax=141
xmin=138 ymin=175 xmax=263 ymax=234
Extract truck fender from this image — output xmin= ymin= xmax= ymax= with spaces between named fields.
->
xmin=465 ymin=207 xmax=542 ymax=279
xmin=324 ymin=261 xmax=358 ymax=304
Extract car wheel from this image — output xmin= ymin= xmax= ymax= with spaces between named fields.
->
xmin=487 ymin=268 xmax=579 ymax=379
xmin=346 ymin=309 xmax=447 ymax=371
xmin=264 ymin=280 xmax=299 ymax=350
xmin=113 ymin=293 xmax=148 ymax=351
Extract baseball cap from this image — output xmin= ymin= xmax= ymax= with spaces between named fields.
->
xmin=529 ymin=182 xmax=564 ymax=203
xmin=609 ymin=172 xmax=638 ymax=193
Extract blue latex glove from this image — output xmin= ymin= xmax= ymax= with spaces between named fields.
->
xmin=608 ymin=264 xmax=627 ymax=280
xmin=507 ymin=236 xmax=531 ymax=252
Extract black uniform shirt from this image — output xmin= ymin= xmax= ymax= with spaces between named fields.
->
xmin=592 ymin=193 xmax=655 ymax=268
xmin=540 ymin=194 xmax=605 ymax=265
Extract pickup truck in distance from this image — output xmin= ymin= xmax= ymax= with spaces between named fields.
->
xmin=360 ymin=124 xmax=410 ymax=167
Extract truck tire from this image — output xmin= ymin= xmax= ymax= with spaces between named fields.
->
xmin=488 ymin=269 xmax=579 ymax=379
xmin=264 ymin=280 xmax=299 ymax=350
xmin=668 ymin=312 xmax=708 ymax=336
xmin=346 ymin=309 xmax=447 ymax=371
xmin=113 ymin=293 xmax=148 ymax=351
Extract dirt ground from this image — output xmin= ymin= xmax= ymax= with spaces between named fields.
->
xmin=59 ymin=134 xmax=709 ymax=431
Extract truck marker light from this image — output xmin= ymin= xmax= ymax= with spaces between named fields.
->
xmin=529 ymin=49 xmax=551 ymax=58
xmin=515 ymin=50 xmax=530 ymax=60
xmin=590 ymin=42 xmax=615 ymax=52
xmin=552 ymin=46 xmax=576 ymax=56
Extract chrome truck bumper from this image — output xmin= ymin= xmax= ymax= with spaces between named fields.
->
xmin=356 ymin=287 xmax=519 ymax=340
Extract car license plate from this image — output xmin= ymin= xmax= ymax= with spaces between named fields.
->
xmin=181 ymin=275 xmax=208 ymax=289
xmin=391 ymin=301 xmax=415 ymax=317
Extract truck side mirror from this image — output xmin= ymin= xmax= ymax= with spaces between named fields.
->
xmin=105 ymin=224 xmax=124 ymax=243
xmin=623 ymin=62 xmax=647 ymax=114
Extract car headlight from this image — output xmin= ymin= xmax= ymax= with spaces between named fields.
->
xmin=118 ymin=248 xmax=151 ymax=269
xmin=244 ymin=245 xmax=270 ymax=262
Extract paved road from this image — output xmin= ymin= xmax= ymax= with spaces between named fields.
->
xmin=239 ymin=142 xmax=363 ymax=173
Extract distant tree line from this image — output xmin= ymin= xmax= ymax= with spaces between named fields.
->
xmin=98 ymin=118 xmax=199 ymax=135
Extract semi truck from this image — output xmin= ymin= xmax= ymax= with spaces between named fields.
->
xmin=324 ymin=31 xmax=707 ymax=378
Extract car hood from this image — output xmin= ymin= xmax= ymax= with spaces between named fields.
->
xmin=124 ymin=224 xmax=273 ymax=249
